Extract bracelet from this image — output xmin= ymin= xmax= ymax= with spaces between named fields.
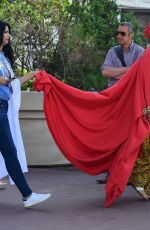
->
xmin=143 ymin=106 xmax=150 ymax=115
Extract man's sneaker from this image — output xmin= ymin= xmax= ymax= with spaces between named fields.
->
xmin=23 ymin=193 xmax=51 ymax=208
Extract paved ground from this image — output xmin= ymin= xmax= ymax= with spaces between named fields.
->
xmin=0 ymin=166 xmax=150 ymax=230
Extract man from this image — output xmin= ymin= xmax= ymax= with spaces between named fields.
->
xmin=102 ymin=21 xmax=144 ymax=87
xmin=97 ymin=21 xmax=145 ymax=184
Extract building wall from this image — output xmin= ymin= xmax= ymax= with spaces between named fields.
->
xmin=117 ymin=0 xmax=150 ymax=29
xmin=117 ymin=0 xmax=150 ymax=8
xmin=134 ymin=11 xmax=150 ymax=28
xmin=19 ymin=91 xmax=69 ymax=166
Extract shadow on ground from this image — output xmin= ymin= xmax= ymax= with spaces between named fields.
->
xmin=0 ymin=166 xmax=149 ymax=230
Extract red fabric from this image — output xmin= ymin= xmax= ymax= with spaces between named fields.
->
xmin=34 ymin=48 xmax=150 ymax=207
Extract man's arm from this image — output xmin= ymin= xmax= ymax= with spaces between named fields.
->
xmin=102 ymin=66 xmax=129 ymax=79
xmin=101 ymin=47 xmax=129 ymax=80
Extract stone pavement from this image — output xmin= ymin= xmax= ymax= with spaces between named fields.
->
xmin=0 ymin=166 xmax=150 ymax=230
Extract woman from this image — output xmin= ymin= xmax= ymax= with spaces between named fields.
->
xmin=129 ymin=24 xmax=150 ymax=200
xmin=0 ymin=20 xmax=50 ymax=208
xmin=129 ymin=101 xmax=150 ymax=199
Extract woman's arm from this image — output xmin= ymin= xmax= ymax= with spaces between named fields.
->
xmin=147 ymin=114 xmax=150 ymax=123
xmin=19 ymin=71 xmax=38 ymax=86
xmin=144 ymin=107 xmax=150 ymax=123
xmin=145 ymin=113 xmax=150 ymax=123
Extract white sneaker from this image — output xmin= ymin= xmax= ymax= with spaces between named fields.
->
xmin=23 ymin=193 xmax=51 ymax=208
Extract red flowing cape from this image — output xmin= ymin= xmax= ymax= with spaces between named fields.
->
xmin=34 ymin=48 xmax=150 ymax=207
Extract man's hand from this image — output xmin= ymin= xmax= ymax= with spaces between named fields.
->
xmin=114 ymin=76 xmax=121 ymax=80
xmin=0 ymin=76 xmax=10 ymax=85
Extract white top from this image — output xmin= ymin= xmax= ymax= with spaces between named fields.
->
xmin=0 ymin=79 xmax=28 ymax=183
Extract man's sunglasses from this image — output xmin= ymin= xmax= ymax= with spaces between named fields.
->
xmin=116 ymin=31 xmax=126 ymax=37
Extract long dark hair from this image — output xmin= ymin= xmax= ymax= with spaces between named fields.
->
xmin=0 ymin=20 xmax=14 ymax=68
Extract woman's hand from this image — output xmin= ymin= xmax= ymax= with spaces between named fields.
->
xmin=0 ymin=76 xmax=10 ymax=85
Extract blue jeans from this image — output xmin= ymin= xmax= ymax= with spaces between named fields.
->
xmin=0 ymin=99 xmax=32 ymax=198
